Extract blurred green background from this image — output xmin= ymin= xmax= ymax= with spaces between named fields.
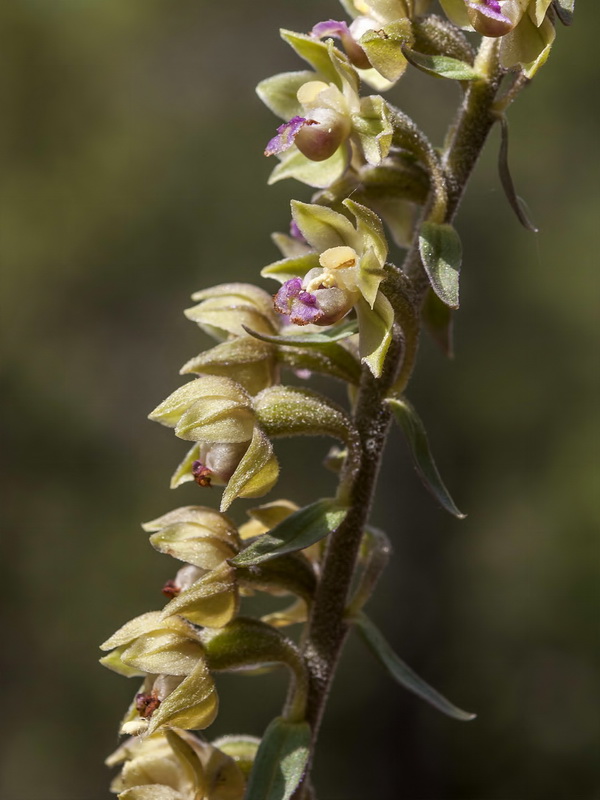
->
xmin=1 ymin=1 xmax=598 ymax=798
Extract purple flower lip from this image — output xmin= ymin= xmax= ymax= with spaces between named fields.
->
xmin=311 ymin=18 xmax=370 ymax=70
xmin=192 ymin=460 xmax=212 ymax=487
xmin=273 ymin=278 xmax=324 ymax=326
xmin=467 ymin=0 xmax=511 ymax=24
xmin=264 ymin=117 xmax=317 ymax=157
xmin=311 ymin=19 xmax=351 ymax=40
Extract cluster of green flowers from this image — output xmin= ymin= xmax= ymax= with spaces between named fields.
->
xmin=102 ymin=1 xmax=571 ymax=796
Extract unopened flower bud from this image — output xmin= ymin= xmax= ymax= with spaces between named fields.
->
xmin=311 ymin=19 xmax=371 ymax=70
xmin=196 ymin=441 xmax=250 ymax=485
xmin=264 ymin=81 xmax=351 ymax=163
xmin=135 ymin=691 xmax=161 ymax=718
xmin=161 ymin=579 xmax=180 ymax=599
xmin=465 ymin=0 xmax=522 ymax=36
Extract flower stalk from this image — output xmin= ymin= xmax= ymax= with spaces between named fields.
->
xmin=100 ymin=3 xmax=570 ymax=798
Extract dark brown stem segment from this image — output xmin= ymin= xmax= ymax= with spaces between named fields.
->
xmin=294 ymin=39 xmax=507 ymax=797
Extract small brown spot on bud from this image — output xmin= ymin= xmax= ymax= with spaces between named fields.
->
xmin=135 ymin=692 xmax=161 ymax=718
xmin=161 ymin=579 xmax=180 ymax=599
xmin=192 ymin=460 xmax=212 ymax=488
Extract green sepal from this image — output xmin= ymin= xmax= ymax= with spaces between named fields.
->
xmin=100 ymin=611 xmax=166 ymax=652
xmin=418 ymin=221 xmax=462 ymax=309
xmin=147 ymin=659 xmax=218 ymax=734
xmin=148 ymin=377 xmax=251 ymax=429
xmin=501 ymin=12 xmax=555 ymax=77
xmin=256 ymin=70 xmax=314 ymax=121
xmin=357 ymin=247 xmax=385 ymax=309
xmin=99 ymin=646 xmax=146 ymax=678
xmin=160 ymin=562 xmax=239 ymax=629
xmin=359 ymin=20 xmax=412 ymax=83
xmin=175 ymin=400 xmax=255 ymax=444
xmin=268 ymin=145 xmax=349 ymax=189
xmin=231 ymin=499 xmax=348 ymax=567
xmin=148 ymin=523 xmax=238 ymax=570
xmin=402 ymin=47 xmax=481 ymax=80
xmin=352 ymin=95 xmax=394 ymax=165
xmin=170 ymin=443 xmax=199 ymax=489
xmin=180 ymin=337 xmax=276 ymax=396
xmin=120 ymin=631 xmax=205 ymax=677
xmin=498 ymin=116 xmax=538 ymax=233
xmin=277 ymin=342 xmax=361 ymax=386
xmin=422 ymin=287 xmax=454 ymax=358
xmin=356 ymin=292 xmax=394 ymax=378
xmin=184 ymin=288 xmax=277 ymax=339
xmin=164 ymin=730 xmax=207 ymax=796
xmin=367 ymin=196 xmax=417 ymax=249
xmin=280 ymin=29 xmax=342 ymax=86
xmin=439 ymin=0 xmax=472 ymax=29
xmin=386 ymin=396 xmax=465 ymax=518
xmin=343 ymin=198 xmax=388 ymax=266
xmin=244 ymin=717 xmax=311 ymax=800
xmin=355 ymin=613 xmax=476 ymax=721
xmin=261 ymin=252 xmax=320 ymax=283
xmin=142 ymin=506 xmax=238 ymax=544
xmin=243 ymin=318 xmax=358 ymax=346
xmin=221 ymin=427 xmax=279 ymax=511
xmin=291 ymin=200 xmax=359 ymax=252
xmin=271 ymin=231 xmax=312 ymax=259
xmin=253 ymin=385 xmax=354 ymax=444
xmin=326 ymin=37 xmax=360 ymax=96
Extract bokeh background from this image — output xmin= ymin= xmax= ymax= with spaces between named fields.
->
xmin=1 ymin=1 xmax=598 ymax=798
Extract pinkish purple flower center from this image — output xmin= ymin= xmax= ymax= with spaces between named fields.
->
xmin=273 ymin=278 xmax=324 ymax=326
xmin=264 ymin=117 xmax=317 ymax=157
xmin=467 ymin=0 xmax=510 ymax=22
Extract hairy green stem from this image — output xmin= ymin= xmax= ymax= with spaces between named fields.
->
xmin=293 ymin=39 xmax=512 ymax=797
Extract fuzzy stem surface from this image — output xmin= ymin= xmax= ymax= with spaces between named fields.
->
xmin=294 ymin=38 xmax=510 ymax=798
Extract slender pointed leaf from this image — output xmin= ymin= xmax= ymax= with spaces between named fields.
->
xmin=553 ymin=0 xmax=574 ymax=25
xmin=419 ymin=222 xmax=462 ymax=309
xmin=355 ymin=614 xmax=476 ymax=721
xmin=403 ymin=47 xmax=481 ymax=80
xmin=387 ymin=397 xmax=465 ymax=518
xmin=230 ymin=499 xmax=348 ymax=567
xmin=242 ymin=318 xmax=358 ymax=347
xmin=498 ymin=116 xmax=538 ymax=233
xmin=245 ymin=717 xmax=311 ymax=800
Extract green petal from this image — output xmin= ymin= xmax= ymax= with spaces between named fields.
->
xmin=256 ymin=70 xmax=314 ymax=120
xmin=220 ymin=427 xmax=279 ymax=511
xmin=120 ymin=631 xmax=205 ymax=676
xmin=161 ymin=562 xmax=239 ymax=628
xmin=343 ymin=198 xmax=388 ymax=266
xmin=147 ymin=659 xmax=218 ymax=734
xmin=356 ymin=292 xmax=394 ymax=378
xmin=268 ymin=146 xmax=349 ymax=189
xmin=280 ymin=30 xmax=341 ymax=85
xmin=290 ymin=200 xmax=359 ymax=252
xmin=261 ymin=252 xmax=320 ymax=284
xmin=149 ymin=523 xmax=238 ymax=569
